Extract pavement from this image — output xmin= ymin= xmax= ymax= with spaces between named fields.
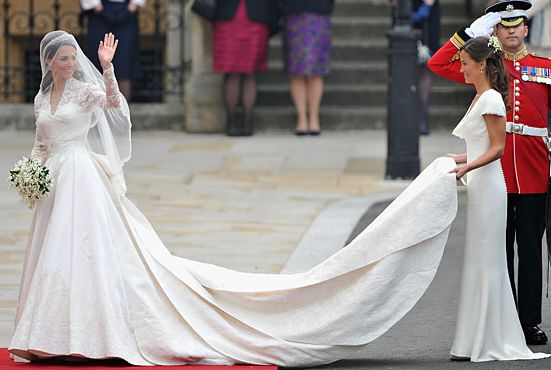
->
xmin=0 ymin=129 xmax=550 ymax=369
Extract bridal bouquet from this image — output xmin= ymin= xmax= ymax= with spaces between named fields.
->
xmin=8 ymin=157 xmax=53 ymax=209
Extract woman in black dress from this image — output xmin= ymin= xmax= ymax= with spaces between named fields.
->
xmin=81 ymin=0 xmax=145 ymax=101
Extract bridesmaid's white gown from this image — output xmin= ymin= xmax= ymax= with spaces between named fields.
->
xmin=450 ymin=89 xmax=548 ymax=361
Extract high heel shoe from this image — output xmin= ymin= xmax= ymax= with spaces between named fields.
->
xmin=295 ymin=130 xmax=308 ymax=136
xmin=309 ymin=130 xmax=321 ymax=136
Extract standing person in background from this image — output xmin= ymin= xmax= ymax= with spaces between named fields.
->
xmin=428 ymin=0 xmax=550 ymax=346
xmin=81 ymin=0 xmax=145 ymax=101
xmin=411 ymin=0 xmax=440 ymax=135
xmin=212 ymin=0 xmax=279 ymax=137
xmin=280 ymin=0 xmax=334 ymax=136
xmin=526 ymin=0 xmax=551 ymax=55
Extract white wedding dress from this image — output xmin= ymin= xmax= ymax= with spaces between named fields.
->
xmin=450 ymin=89 xmax=548 ymax=361
xmin=8 ymin=72 xmax=461 ymax=367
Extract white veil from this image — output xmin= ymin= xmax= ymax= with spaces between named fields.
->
xmin=38 ymin=30 xmax=132 ymax=195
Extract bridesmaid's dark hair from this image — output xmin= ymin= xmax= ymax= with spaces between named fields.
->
xmin=460 ymin=36 xmax=510 ymax=110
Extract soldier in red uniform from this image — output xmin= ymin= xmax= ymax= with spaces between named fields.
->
xmin=428 ymin=0 xmax=550 ymax=345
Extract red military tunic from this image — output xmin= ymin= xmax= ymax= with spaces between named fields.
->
xmin=428 ymin=32 xmax=550 ymax=194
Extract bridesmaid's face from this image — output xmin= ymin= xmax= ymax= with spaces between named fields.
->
xmin=459 ymin=50 xmax=485 ymax=85
xmin=50 ymin=45 xmax=77 ymax=82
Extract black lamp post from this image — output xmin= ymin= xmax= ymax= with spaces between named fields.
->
xmin=385 ymin=0 xmax=421 ymax=179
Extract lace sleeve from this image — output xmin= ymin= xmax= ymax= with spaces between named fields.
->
xmin=30 ymin=95 xmax=48 ymax=164
xmin=80 ymin=66 xmax=122 ymax=111
xmin=102 ymin=66 xmax=122 ymax=109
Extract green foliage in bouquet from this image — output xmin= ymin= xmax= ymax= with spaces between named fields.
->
xmin=8 ymin=157 xmax=53 ymax=209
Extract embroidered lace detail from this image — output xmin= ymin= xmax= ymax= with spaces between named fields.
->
xmin=102 ymin=66 xmax=121 ymax=109
xmin=30 ymin=96 xmax=48 ymax=164
xmin=75 ymin=66 xmax=121 ymax=111
xmin=30 ymin=68 xmax=124 ymax=162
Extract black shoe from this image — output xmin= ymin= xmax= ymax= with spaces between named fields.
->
xmin=450 ymin=355 xmax=470 ymax=361
xmin=242 ymin=113 xmax=254 ymax=136
xmin=225 ymin=114 xmax=242 ymax=136
xmin=295 ymin=130 xmax=308 ymax=136
xmin=523 ymin=325 xmax=548 ymax=345
xmin=309 ymin=130 xmax=321 ymax=136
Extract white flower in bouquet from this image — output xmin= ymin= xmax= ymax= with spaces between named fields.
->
xmin=8 ymin=157 xmax=53 ymax=209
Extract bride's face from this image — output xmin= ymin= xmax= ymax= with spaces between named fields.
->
xmin=459 ymin=50 xmax=485 ymax=85
xmin=50 ymin=45 xmax=77 ymax=82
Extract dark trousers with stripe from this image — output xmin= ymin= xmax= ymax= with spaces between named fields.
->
xmin=506 ymin=193 xmax=546 ymax=327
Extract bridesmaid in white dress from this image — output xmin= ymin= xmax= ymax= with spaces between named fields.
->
xmin=447 ymin=36 xmax=548 ymax=362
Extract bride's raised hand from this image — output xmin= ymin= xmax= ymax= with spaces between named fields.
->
xmin=98 ymin=33 xmax=118 ymax=70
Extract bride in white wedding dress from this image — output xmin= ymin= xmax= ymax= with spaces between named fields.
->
xmin=445 ymin=37 xmax=548 ymax=362
xmin=8 ymin=30 xmax=456 ymax=367
xmin=7 ymin=30 xmax=545 ymax=366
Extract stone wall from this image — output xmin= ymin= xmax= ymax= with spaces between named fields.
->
xmin=184 ymin=2 xmax=225 ymax=133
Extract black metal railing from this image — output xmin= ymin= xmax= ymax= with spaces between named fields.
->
xmin=0 ymin=0 xmax=188 ymax=103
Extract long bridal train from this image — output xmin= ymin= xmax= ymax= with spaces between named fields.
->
xmin=10 ymin=157 xmax=458 ymax=366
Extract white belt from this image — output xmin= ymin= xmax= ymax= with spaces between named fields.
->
xmin=505 ymin=122 xmax=548 ymax=137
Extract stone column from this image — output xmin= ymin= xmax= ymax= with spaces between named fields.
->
xmin=184 ymin=1 xmax=225 ymax=133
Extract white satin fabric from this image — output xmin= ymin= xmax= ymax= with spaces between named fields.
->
xmin=450 ymin=89 xmax=549 ymax=361
xmin=10 ymin=94 xmax=461 ymax=365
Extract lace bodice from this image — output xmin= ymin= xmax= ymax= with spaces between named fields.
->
xmin=30 ymin=67 xmax=121 ymax=163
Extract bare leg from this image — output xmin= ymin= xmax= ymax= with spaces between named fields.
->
xmin=119 ymin=80 xmax=132 ymax=101
xmin=290 ymin=76 xmax=308 ymax=133
xmin=306 ymin=76 xmax=323 ymax=133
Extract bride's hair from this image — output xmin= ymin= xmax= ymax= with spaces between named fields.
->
xmin=39 ymin=31 xmax=84 ymax=92
xmin=460 ymin=36 xmax=510 ymax=110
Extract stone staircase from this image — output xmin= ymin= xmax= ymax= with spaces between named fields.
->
xmin=255 ymin=0 xmax=474 ymax=131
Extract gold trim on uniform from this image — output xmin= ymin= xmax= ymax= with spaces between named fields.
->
xmin=450 ymin=33 xmax=465 ymax=49
xmin=500 ymin=18 xmax=525 ymax=27
xmin=503 ymin=47 xmax=528 ymax=61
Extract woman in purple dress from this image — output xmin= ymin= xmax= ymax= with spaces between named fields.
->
xmin=281 ymin=0 xmax=334 ymax=135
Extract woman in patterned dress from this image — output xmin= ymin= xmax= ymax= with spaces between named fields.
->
xmin=281 ymin=0 xmax=334 ymax=135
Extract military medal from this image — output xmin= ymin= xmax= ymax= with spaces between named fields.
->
xmin=521 ymin=66 xmax=551 ymax=84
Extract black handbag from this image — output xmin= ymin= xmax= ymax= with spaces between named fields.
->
xmin=191 ymin=0 xmax=215 ymax=21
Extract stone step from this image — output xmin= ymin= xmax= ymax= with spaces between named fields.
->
xmin=333 ymin=0 xmax=391 ymax=18
xmin=330 ymin=17 xmax=391 ymax=40
xmin=254 ymin=105 xmax=468 ymax=130
xmin=257 ymin=84 xmax=472 ymax=107
xmin=328 ymin=16 xmax=465 ymax=41
xmin=0 ymin=104 xmax=185 ymax=130
xmin=260 ymin=61 xmax=471 ymax=87
xmin=269 ymin=38 xmax=387 ymax=62
xmin=269 ymin=34 xmax=467 ymax=64
xmin=260 ymin=61 xmax=388 ymax=85
xmin=332 ymin=0 xmax=470 ymax=19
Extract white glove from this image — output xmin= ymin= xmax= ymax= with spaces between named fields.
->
xmin=465 ymin=12 xmax=502 ymax=38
